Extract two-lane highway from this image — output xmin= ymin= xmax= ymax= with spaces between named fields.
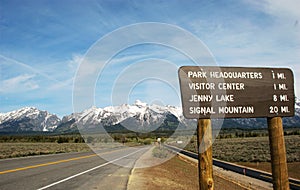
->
xmin=0 ymin=146 xmax=151 ymax=190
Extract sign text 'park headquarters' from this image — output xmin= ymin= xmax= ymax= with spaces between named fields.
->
xmin=178 ymin=66 xmax=295 ymax=119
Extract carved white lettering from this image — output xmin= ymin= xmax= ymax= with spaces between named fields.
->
xmin=216 ymin=94 xmax=234 ymax=102
xmin=189 ymin=95 xmax=213 ymax=102
xmin=189 ymin=107 xmax=216 ymax=115
xmin=218 ymin=106 xmax=254 ymax=114
xmin=188 ymin=83 xmax=215 ymax=90
xmin=218 ymin=83 xmax=245 ymax=90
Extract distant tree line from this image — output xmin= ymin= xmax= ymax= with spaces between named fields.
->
xmin=217 ymin=128 xmax=300 ymax=139
xmin=0 ymin=134 xmax=85 ymax=143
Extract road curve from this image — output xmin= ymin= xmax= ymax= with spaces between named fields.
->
xmin=0 ymin=146 xmax=150 ymax=190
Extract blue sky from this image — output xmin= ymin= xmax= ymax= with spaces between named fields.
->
xmin=1 ymin=0 xmax=299 ymax=117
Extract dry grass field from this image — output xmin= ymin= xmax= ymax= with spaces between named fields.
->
xmin=0 ymin=134 xmax=299 ymax=180
xmin=182 ymin=135 xmax=300 ymax=179
xmin=0 ymin=143 xmax=91 ymax=159
xmin=213 ymin=136 xmax=300 ymax=162
xmin=184 ymin=135 xmax=300 ymax=163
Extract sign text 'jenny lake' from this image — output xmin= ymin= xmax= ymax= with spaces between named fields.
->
xmin=178 ymin=66 xmax=295 ymax=119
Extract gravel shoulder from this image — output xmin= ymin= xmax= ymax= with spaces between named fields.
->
xmin=128 ymin=145 xmax=271 ymax=190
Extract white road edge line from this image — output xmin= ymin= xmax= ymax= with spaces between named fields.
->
xmin=37 ymin=147 xmax=147 ymax=190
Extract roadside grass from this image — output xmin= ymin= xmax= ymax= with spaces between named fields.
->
xmin=0 ymin=133 xmax=157 ymax=159
xmin=0 ymin=143 xmax=91 ymax=159
xmin=152 ymin=146 xmax=170 ymax=158
xmin=183 ymin=135 xmax=300 ymax=163
xmin=179 ymin=135 xmax=300 ymax=180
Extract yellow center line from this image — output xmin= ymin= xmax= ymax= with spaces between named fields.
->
xmin=0 ymin=147 xmax=132 ymax=175
xmin=0 ymin=154 xmax=97 ymax=175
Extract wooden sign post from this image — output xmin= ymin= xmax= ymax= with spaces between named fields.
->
xmin=268 ymin=117 xmax=290 ymax=190
xmin=198 ymin=119 xmax=214 ymax=190
xmin=178 ymin=66 xmax=295 ymax=190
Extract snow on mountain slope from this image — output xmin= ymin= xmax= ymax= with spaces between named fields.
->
xmin=56 ymin=100 xmax=186 ymax=132
xmin=296 ymin=98 xmax=300 ymax=109
xmin=1 ymin=99 xmax=300 ymax=133
xmin=0 ymin=107 xmax=61 ymax=132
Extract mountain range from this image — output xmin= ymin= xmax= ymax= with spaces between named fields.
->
xmin=1 ymin=99 xmax=299 ymax=133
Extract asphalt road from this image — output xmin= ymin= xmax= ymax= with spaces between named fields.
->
xmin=0 ymin=146 xmax=151 ymax=190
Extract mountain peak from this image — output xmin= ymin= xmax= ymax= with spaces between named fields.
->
xmin=134 ymin=100 xmax=147 ymax=107
xmin=5 ymin=106 xmax=39 ymax=117
xmin=0 ymin=107 xmax=61 ymax=132
xmin=296 ymin=98 xmax=300 ymax=109
xmin=1 ymin=100 xmax=300 ymax=133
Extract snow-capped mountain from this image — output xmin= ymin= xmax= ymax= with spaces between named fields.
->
xmin=0 ymin=107 xmax=61 ymax=132
xmin=296 ymin=98 xmax=300 ymax=109
xmin=1 ymin=99 xmax=300 ymax=133
xmin=55 ymin=100 xmax=187 ymax=133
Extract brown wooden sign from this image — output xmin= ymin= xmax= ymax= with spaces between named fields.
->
xmin=178 ymin=66 xmax=295 ymax=119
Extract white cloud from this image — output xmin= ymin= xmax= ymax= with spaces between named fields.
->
xmin=68 ymin=54 xmax=83 ymax=72
xmin=0 ymin=74 xmax=39 ymax=93
xmin=0 ymin=54 xmax=60 ymax=83
xmin=245 ymin=0 xmax=300 ymax=39
xmin=247 ymin=0 xmax=300 ymax=19
xmin=48 ymin=77 xmax=74 ymax=90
